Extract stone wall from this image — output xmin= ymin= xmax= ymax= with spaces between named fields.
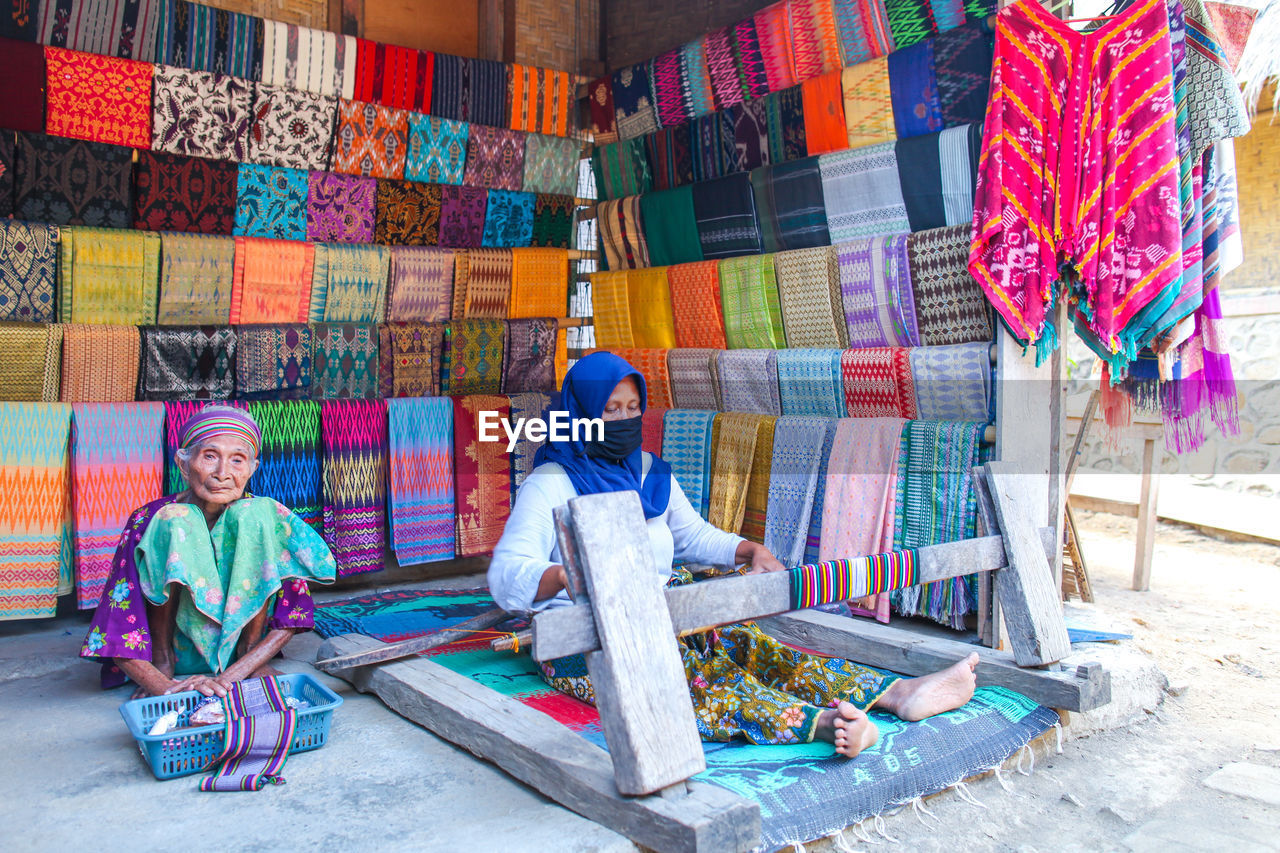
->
xmin=1069 ymin=288 xmax=1280 ymax=499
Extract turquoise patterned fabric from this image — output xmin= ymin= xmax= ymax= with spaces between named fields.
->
xmin=775 ymin=349 xmax=846 ymax=418
xmin=406 ymin=115 xmax=470 ymax=185
xmin=661 ymin=409 xmax=717 ymax=519
xmin=481 ymin=190 xmax=536 ymax=248
xmin=233 ymin=163 xmax=308 ymax=240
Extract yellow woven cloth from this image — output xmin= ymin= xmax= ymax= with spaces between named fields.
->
xmin=841 ymin=58 xmax=895 ymax=148
xmin=0 ymin=324 xmax=61 ymax=402
xmin=626 ymin=267 xmax=677 ymax=348
xmin=451 ymin=250 xmax=470 ymax=319
xmin=590 ymin=270 xmax=634 ymax=348
xmin=554 ymin=327 xmax=570 ymax=386
xmin=774 ymin=245 xmax=848 ymax=347
xmin=59 ymin=227 xmax=160 ymax=324
xmin=59 ymin=325 xmax=140 ymax=402
xmin=740 ymin=415 xmax=778 ymax=545
xmin=510 ymin=248 xmax=569 ymax=319
xmin=462 ymin=249 xmax=513 ymax=319
xmin=707 ymin=412 xmax=762 ymax=535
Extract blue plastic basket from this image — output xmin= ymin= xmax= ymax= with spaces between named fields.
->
xmin=118 ymin=673 xmax=343 ymax=780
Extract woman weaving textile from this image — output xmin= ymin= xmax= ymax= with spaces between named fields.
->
xmin=81 ymin=407 xmax=337 ymax=697
xmin=488 ymin=353 xmax=979 ymax=757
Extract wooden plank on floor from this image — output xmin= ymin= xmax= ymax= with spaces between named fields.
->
xmin=755 ymin=610 xmax=1110 ymax=712
xmin=318 ymin=633 xmax=761 ymax=853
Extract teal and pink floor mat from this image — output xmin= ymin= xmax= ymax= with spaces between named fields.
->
xmin=314 ymin=588 xmax=1059 ymax=851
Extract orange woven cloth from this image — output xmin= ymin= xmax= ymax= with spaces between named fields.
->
xmin=801 ymin=69 xmax=849 ymax=156
xmin=589 ymin=270 xmax=634 ymax=348
xmin=625 ymin=267 xmax=677 ymax=348
xmin=789 ymin=0 xmax=842 ymax=80
xmin=44 ymin=47 xmax=152 ymax=148
xmin=60 ymin=325 xmax=140 ymax=402
xmin=666 ymin=261 xmax=727 ymax=349
xmin=609 ymin=347 xmax=673 ymax=408
xmin=230 ymin=237 xmax=315 ymax=323
xmin=508 ymin=64 xmax=574 ymax=137
xmin=554 ymin=327 xmax=570 ymax=386
xmin=509 ymin=248 xmax=569 ymax=319
xmin=462 ymin=249 xmax=513 ymax=319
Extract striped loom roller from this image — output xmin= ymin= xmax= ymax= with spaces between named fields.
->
xmin=788 ymin=549 xmax=920 ymax=610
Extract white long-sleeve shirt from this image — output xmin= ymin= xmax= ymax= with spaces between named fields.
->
xmin=487 ymin=453 xmax=744 ymax=614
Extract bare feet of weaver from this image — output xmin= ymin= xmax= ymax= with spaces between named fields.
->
xmin=876 ymin=653 xmax=980 ymax=722
xmin=815 ymin=701 xmax=880 ymax=758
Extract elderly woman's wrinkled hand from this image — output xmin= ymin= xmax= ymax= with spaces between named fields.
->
xmin=163 ymin=674 xmax=229 ymax=698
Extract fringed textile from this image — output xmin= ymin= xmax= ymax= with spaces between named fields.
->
xmin=719 ymin=254 xmax=785 ymax=349
xmin=801 ymin=70 xmax=849 ymax=156
xmin=0 ymin=221 xmax=59 ymax=323
xmin=790 ymin=551 xmax=920 ymax=610
xmin=663 ymin=410 xmax=716 ymax=519
xmin=321 ymin=399 xmax=387 ymax=576
xmin=44 ymin=47 xmax=151 ymax=149
xmin=460 ymin=249 xmax=513 ymax=319
xmin=133 ymin=150 xmax=238 ymax=235
xmin=774 ymin=245 xmax=847 ymax=348
xmin=387 ymin=397 xmax=454 ymax=564
xmin=69 ymin=402 xmax=163 ymax=609
xmin=378 ymin=322 xmax=444 ymax=399
xmin=151 ymin=66 xmax=252 ymax=162
xmin=717 ymin=349 xmax=781 ymax=415
xmin=910 ymin=342 xmax=991 ymax=422
xmin=311 ymin=323 xmax=379 ymax=400
xmin=12 ymin=132 xmax=133 ymax=228
xmin=306 ymin=172 xmax=376 ymax=244
xmin=452 ymin=394 xmax=511 ymax=556
xmin=706 ymin=411 xmax=761 ymax=534
xmin=667 ymin=261 xmax=727 ymax=349
xmin=905 ymin=224 xmax=992 ymax=346
xmin=442 ymin=320 xmax=505 ymax=396
xmin=374 ymin=179 xmax=441 ymax=246
xmin=59 ymin=325 xmax=139 ymax=402
xmin=762 ymin=416 xmax=833 ymax=566
xmin=331 ymin=100 xmax=408 ymax=180
xmin=387 ymin=247 xmax=454 ymax=322
xmin=838 ymin=233 xmax=921 ymax=348
xmin=233 ymin=163 xmax=308 ymax=241
xmin=406 ymin=114 xmax=469 ymax=185
xmin=776 ymin=349 xmax=846 ymax=417
xmin=819 ymin=142 xmax=910 ymax=242
xmin=668 ymin=349 xmax=720 ymax=410
xmin=229 ymin=237 xmax=315 ymax=324
xmin=502 ymin=319 xmax=557 ymax=394
xmin=840 ymin=346 xmax=917 ymax=418
xmin=59 ymin=227 xmax=160 ymax=325
xmin=235 ymin=325 xmax=312 ymax=399
xmin=137 ymin=326 xmax=236 ymax=401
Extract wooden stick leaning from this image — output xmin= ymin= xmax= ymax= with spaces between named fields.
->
xmin=313 ymin=607 xmax=509 ymax=672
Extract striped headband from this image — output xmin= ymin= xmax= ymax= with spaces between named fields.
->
xmin=179 ymin=408 xmax=262 ymax=457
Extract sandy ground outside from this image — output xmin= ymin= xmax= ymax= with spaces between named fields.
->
xmin=1 ymin=509 xmax=1277 ymax=851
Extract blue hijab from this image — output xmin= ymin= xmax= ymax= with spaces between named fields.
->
xmin=533 ymin=351 xmax=673 ymax=518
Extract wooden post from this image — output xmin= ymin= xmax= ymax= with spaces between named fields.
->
xmin=567 ymin=491 xmax=706 ymax=795
xmin=1133 ymin=437 xmax=1161 ymax=591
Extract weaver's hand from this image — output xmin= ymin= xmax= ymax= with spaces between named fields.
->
xmin=737 ymin=541 xmax=787 ymax=574
xmin=164 ymin=674 xmax=228 ymax=698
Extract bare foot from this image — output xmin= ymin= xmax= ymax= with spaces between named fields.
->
xmin=876 ymin=653 xmax=979 ymax=722
xmin=815 ymin=701 xmax=880 ymax=758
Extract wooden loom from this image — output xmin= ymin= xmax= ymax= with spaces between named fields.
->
xmin=318 ymin=460 xmax=1110 ymax=853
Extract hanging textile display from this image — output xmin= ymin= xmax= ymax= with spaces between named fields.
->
xmin=229 ymin=237 xmax=315 ymax=324
xmin=44 ymin=47 xmax=152 ymax=149
xmin=306 ymin=172 xmax=376 ymax=244
xmin=12 ymin=132 xmax=133 ymax=228
xmin=387 ymin=397 xmax=455 ymax=565
xmin=970 ymin=0 xmax=1183 ymax=364
xmin=892 ymin=419 xmax=984 ymax=628
xmin=690 ymin=109 xmax=736 ymax=183
xmin=833 ymin=0 xmax=896 ymax=66
xmin=802 ymin=416 xmax=839 ymax=564
xmin=460 ymin=249 xmax=513 ymax=319
xmin=374 ymin=179 xmax=442 ymax=246
xmin=588 ymin=75 xmax=618 ymax=143
xmin=589 ymin=270 xmax=633 ymax=348
xmin=884 ymin=0 xmax=941 ymax=49
xmin=530 ymin=194 xmax=575 ymax=249
xmin=719 ymin=254 xmax=786 ymax=349
xmin=612 ymin=62 xmax=660 ymax=140
xmin=662 ymin=409 xmax=717 ymax=519
xmin=597 ymin=197 xmax=651 ymax=270
xmin=667 ymin=261 xmax=728 ymax=349
xmin=768 ymin=85 xmax=809 ymax=163
xmin=464 ymin=125 xmax=527 ymax=193
xmin=692 ymin=173 xmax=763 ymax=259
xmin=247 ymin=85 xmax=338 ymax=171
xmin=740 ymin=415 xmax=778 ymax=544
xmin=934 ymin=21 xmax=994 ymax=128
xmin=0 ymin=221 xmax=59 ymax=323
xmin=646 ymin=125 xmax=696 ymax=191
xmin=443 ymin=320 xmax=505 ymax=395
xmin=137 ymin=326 xmax=237 ymax=401
xmin=312 ymin=244 xmax=389 ymax=324
xmin=0 ymin=324 xmax=62 ymax=402
xmin=311 ymin=323 xmax=379 ymax=400
xmin=840 ymin=57 xmax=896 ymax=148
xmin=59 ymin=227 xmax=161 ymax=325
xmin=151 ymin=67 xmax=253 ymax=162
xmin=133 ymin=150 xmax=239 ymax=235
xmin=706 ymin=411 xmax=761 ymax=534
xmin=593 ymin=137 xmax=652 ymax=201
xmin=331 ymin=100 xmax=409 ymax=180
xmin=502 ymin=319 xmax=557 ymax=394
xmin=819 ymin=143 xmax=910 ymax=242
xmin=896 ymin=123 xmax=980 ymax=232
xmin=452 ymin=394 xmax=512 ymax=556
xmin=508 ymin=392 xmax=554 ymax=494
xmin=801 ymin=70 xmax=849 ymax=156
xmin=668 ymin=349 xmax=721 ymax=410
xmin=321 ymin=399 xmax=387 ymax=577
xmin=509 ymin=249 xmax=569 ymax=319
xmin=438 ymin=185 xmax=489 ymax=249
xmin=762 ymin=416 xmax=834 ymax=567
xmin=840 ymin=346 xmax=917 ymax=418
xmin=235 ymin=325 xmax=313 ymax=399
xmin=0 ymin=37 xmax=45 ymax=132
xmin=641 ymin=187 xmax=704 ymax=267
xmin=905 ymin=224 xmax=992 ymax=346
xmin=379 ymin=322 xmax=444 ymax=399
xmin=161 ymin=1 xmax=264 ymax=78
xmin=59 ymin=325 xmax=139 ymax=403
xmin=509 ymin=65 xmax=573 ymax=137
xmin=609 ymin=348 xmax=673 ymax=408
xmin=351 ymin=41 xmax=432 ymax=110
xmin=887 ymin=38 xmax=943 ymax=138
xmin=260 ymin=24 xmax=356 ymax=99
xmin=626 ymin=267 xmax=678 ymax=348
xmin=732 ymin=18 xmax=771 ymax=101
xmin=233 ymin=163 xmax=309 ymax=241
xmin=0 ymin=402 xmax=72 ymax=620
xmin=406 ymin=114 xmax=469 ymax=186
xmin=910 ymin=342 xmax=991 ymax=421
xmin=717 ymin=349 xmax=782 ymax=415
xmin=386 ymin=247 xmax=454 ymax=322
xmin=69 ymin=402 xmax=164 ymax=609
xmin=650 ymin=47 xmax=691 ymax=130
xmin=774 ymin=244 xmax=847 ymax=348
xmin=755 ymin=1 xmax=798 ymax=91
xmin=789 ymin=0 xmax=843 ymax=79
xmin=751 ymin=157 xmax=832 ymax=252
xmin=776 ymin=348 xmax=846 ymax=417
xmin=838 ymin=233 xmax=921 ymax=348
xmin=481 ymin=190 xmax=536 ymax=249
xmin=39 ymin=0 xmax=167 ymax=60
xmin=522 ymin=134 xmax=580 ymax=197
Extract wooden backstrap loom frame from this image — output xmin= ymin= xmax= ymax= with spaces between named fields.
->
xmin=319 ymin=460 xmax=1111 ymax=853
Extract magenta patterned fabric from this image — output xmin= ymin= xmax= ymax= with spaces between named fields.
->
xmin=439 ymin=185 xmax=490 ymax=249
xmin=704 ymin=26 xmax=743 ymax=110
xmin=306 ymin=171 xmax=376 ymax=243
xmin=462 ymin=125 xmax=527 ymax=192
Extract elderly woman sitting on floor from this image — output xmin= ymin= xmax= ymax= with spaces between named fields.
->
xmin=81 ymin=406 xmax=336 ymax=697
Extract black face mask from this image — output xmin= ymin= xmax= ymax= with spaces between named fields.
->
xmin=585 ymin=415 xmax=643 ymax=461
